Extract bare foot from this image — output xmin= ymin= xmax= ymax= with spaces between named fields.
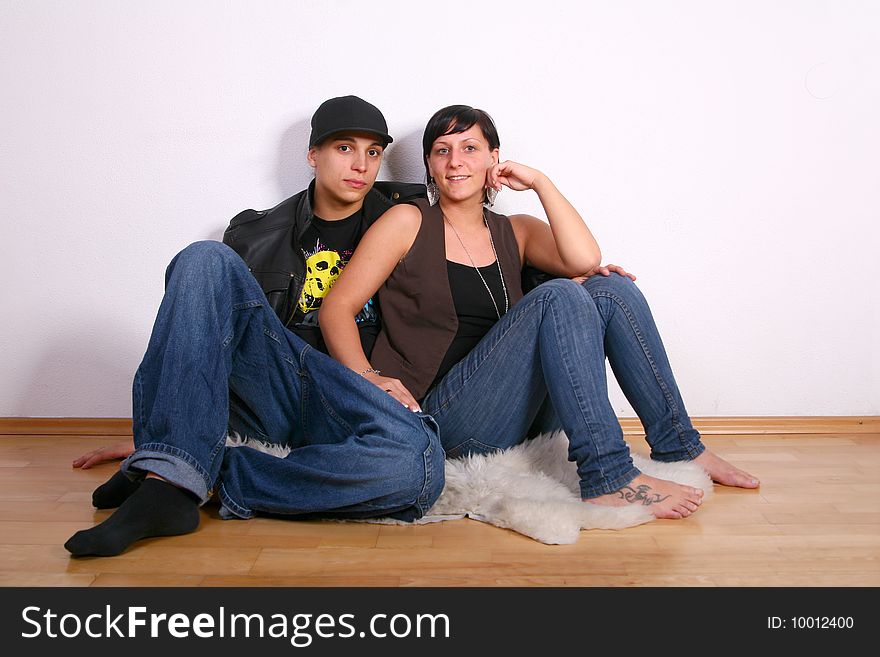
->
xmin=693 ymin=450 xmax=759 ymax=488
xmin=586 ymin=474 xmax=704 ymax=519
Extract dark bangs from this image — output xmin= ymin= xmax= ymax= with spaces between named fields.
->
xmin=422 ymin=105 xmax=500 ymax=179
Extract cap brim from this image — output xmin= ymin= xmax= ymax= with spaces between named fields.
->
xmin=310 ymin=128 xmax=393 ymax=147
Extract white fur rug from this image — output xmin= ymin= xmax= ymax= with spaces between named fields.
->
xmin=228 ymin=430 xmax=713 ymax=545
xmin=367 ymin=431 xmax=712 ymax=544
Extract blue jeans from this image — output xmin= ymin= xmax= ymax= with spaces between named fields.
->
xmin=422 ymin=275 xmax=704 ymax=499
xmin=121 ymin=241 xmax=444 ymax=522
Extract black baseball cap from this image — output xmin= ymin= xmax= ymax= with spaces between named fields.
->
xmin=308 ymin=95 xmax=393 ymax=148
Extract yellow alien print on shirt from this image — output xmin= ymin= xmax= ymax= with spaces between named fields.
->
xmin=299 ymin=248 xmax=343 ymax=314
xmin=296 ymin=240 xmax=377 ymax=328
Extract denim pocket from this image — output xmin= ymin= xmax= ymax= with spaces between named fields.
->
xmin=415 ymin=411 xmax=440 ymax=437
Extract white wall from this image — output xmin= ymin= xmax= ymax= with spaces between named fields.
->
xmin=1 ymin=0 xmax=877 ymax=418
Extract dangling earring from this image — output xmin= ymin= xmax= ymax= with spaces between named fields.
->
xmin=427 ymin=178 xmax=439 ymax=206
xmin=485 ymin=186 xmax=498 ymax=207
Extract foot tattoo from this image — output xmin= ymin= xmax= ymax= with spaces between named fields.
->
xmin=616 ymin=484 xmax=671 ymax=506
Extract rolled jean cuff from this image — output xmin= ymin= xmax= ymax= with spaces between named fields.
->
xmin=580 ymin=464 xmax=642 ymax=500
xmin=121 ymin=443 xmax=212 ymax=503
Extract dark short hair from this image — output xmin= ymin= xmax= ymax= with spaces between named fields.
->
xmin=422 ymin=105 xmax=500 ymax=181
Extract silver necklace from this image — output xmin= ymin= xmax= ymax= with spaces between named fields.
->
xmin=443 ymin=210 xmax=510 ymax=319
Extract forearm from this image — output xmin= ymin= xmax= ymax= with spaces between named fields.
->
xmin=319 ymin=304 xmax=374 ymax=374
xmin=533 ymin=174 xmax=601 ymax=271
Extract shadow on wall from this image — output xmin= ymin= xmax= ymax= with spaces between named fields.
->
xmin=276 ymin=117 xmax=314 ymax=200
xmin=202 ymin=226 xmax=226 ymax=242
xmin=196 ymin=115 xmax=314 ymax=243
xmin=383 ymin=129 xmax=426 ymax=185
xmin=15 ymin=326 xmax=143 ymax=418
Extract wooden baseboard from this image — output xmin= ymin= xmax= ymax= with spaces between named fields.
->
xmin=0 ymin=417 xmax=133 ymax=435
xmin=1 ymin=416 xmax=877 ymax=436
xmin=621 ymin=416 xmax=879 ymax=435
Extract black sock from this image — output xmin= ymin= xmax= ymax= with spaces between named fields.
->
xmin=64 ymin=478 xmax=200 ymax=557
xmin=92 ymin=470 xmax=142 ymax=509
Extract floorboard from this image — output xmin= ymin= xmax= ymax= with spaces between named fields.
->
xmin=0 ymin=431 xmax=877 ymax=587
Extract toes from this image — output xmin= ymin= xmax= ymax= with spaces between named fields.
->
xmin=683 ymin=488 xmax=704 ymax=504
xmin=719 ymin=468 xmax=760 ymax=488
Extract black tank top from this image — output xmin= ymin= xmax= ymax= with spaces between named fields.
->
xmin=431 ymin=260 xmax=507 ymax=389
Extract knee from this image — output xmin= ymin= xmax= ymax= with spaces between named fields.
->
xmin=589 ymin=271 xmax=634 ymax=291
xmin=174 ymin=240 xmax=241 ymax=269
xmin=166 ymin=241 xmax=246 ymax=285
xmin=581 ymin=272 xmax=642 ymax=301
xmin=530 ymin=278 xmax=598 ymax=317
xmin=533 ymin=278 xmax=588 ymax=303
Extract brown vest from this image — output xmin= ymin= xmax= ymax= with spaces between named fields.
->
xmin=370 ymin=198 xmax=524 ymax=400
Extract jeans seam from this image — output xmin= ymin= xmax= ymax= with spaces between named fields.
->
xmin=407 ymin=419 xmax=435 ymax=516
xmin=263 ymin=327 xmax=283 ymax=344
xmin=299 ymin=374 xmax=311 ymax=438
xmin=415 ymin=440 xmax=433 ymax=515
xmin=208 ymin=430 xmax=226 ymax=463
xmin=296 ymin=342 xmax=357 ymax=439
xmin=134 ymin=370 xmax=145 ymax=431
xmin=546 ymin=290 xmax=612 ymax=487
xmin=446 ymin=437 xmax=501 ymax=459
xmin=232 ymin=299 xmax=263 ymax=311
xmin=218 ymin=482 xmax=253 ymax=518
xmin=590 ymin=288 xmax=694 ymax=457
xmin=297 ymin=341 xmax=311 ymax=368
xmin=316 ymin=389 xmax=354 ymax=435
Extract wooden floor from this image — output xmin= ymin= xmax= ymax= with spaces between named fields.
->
xmin=1 ymin=429 xmax=878 ymax=587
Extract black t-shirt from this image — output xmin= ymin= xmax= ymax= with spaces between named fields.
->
xmin=289 ymin=210 xmax=380 ymax=355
